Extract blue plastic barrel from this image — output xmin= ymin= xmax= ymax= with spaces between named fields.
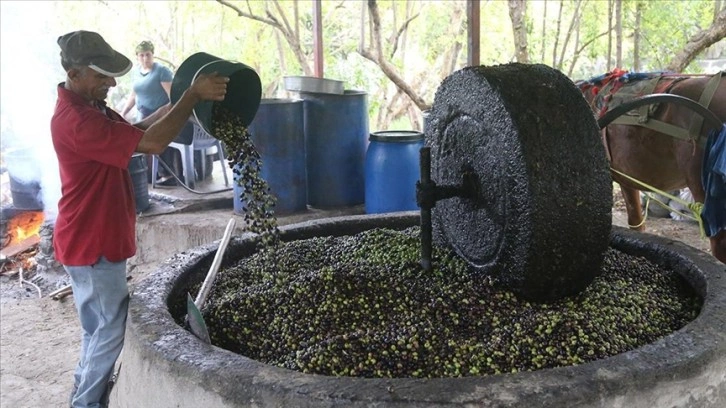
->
xmin=233 ymin=98 xmax=307 ymax=215
xmin=128 ymin=153 xmax=150 ymax=213
xmin=365 ymin=130 xmax=424 ymax=214
xmin=301 ymin=90 xmax=368 ymax=208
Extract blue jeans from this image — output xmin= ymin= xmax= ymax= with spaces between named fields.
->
xmin=65 ymin=257 xmax=129 ymax=408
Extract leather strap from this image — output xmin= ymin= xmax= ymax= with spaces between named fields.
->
xmin=607 ymin=73 xmax=723 ymax=148
xmin=610 ymin=115 xmax=699 ymax=145
xmin=687 ymin=71 xmax=723 ymax=139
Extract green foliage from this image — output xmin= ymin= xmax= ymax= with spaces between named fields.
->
xmin=478 ymin=1 xmax=516 ymax=65
xmin=637 ymin=0 xmax=715 ymax=73
xmin=15 ymin=0 xmax=723 ymax=126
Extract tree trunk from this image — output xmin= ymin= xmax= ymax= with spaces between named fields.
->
xmin=401 ymin=1 xmax=412 ymax=64
xmin=448 ymin=41 xmax=463 ymax=75
xmin=508 ymin=0 xmax=528 ymax=63
xmin=552 ymin=0 xmax=563 ymax=67
xmin=715 ymin=0 xmax=723 ymax=23
xmin=390 ymin=0 xmax=398 ymax=55
xmin=359 ymin=0 xmax=366 ymax=52
xmin=275 ymin=30 xmax=287 ymax=94
xmin=446 ymin=3 xmax=466 ymax=74
xmin=607 ymin=0 xmax=613 ymax=71
xmin=557 ymin=0 xmax=582 ymax=69
xmin=566 ymin=5 xmax=582 ymax=77
xmin=666 ymin=9 xmax=726 ymax=72
xmin=540 ymin=0 xmax=547 ymax=63
xmin=615 ymin=0 xmax=622 ymax=68
xmin=633 ymin=1 xmax=642 ymax=71
xmin=293 ymin=0 xmax=299 ymax=40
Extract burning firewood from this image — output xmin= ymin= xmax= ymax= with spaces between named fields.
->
xmin=2 ymin=211 xmax=44 ymax=246
xmin=0 ymin=235 xmax=40 ymax=259
xmin=1 ymin=210 xmax=43 ymax=272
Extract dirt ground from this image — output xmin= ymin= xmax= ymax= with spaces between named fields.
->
xmin=0 ymin=201 xmax=715 ymax=408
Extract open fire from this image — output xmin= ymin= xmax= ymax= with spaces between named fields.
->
xmin=3 ymin=210 xmax=44 ymax=247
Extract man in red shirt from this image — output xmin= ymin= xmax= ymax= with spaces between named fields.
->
xmin=51 ymin=30 xmax=229 ymax=408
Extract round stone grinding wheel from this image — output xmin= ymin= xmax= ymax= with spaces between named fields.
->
xmin=427 ymin=63 xmax=612 ymax=302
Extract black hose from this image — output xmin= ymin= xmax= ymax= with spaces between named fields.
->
xmin=155 ymin=155 xmax=233 ymax=195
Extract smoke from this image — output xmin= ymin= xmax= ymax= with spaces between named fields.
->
xmin=1 ymin=2 xmax=67 ymax=222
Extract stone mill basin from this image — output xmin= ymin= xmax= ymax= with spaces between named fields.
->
xmin=111 ymin=212 xmax=726 ymax=408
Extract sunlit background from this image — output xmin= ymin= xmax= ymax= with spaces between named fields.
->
xmin=1 ymin=0 xmax=723 ymax=223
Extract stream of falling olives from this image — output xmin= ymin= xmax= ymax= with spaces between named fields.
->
xmin=213 ymin=105 xmax=280 ymax=247
xmin=206 ymin=104 xmax=699 ymax=379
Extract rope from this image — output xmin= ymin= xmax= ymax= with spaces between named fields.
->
xmin=632 ymin=198 xmax=650 ymax=229
xmin=611 ymin=168 xmax=706 ymax=238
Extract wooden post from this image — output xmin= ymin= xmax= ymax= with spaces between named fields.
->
xmin=313 ymin=0 xmax=324 ymax=78
xmin=467 ymin=0 xmax=480 ymax=67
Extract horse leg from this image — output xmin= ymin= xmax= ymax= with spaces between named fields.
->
xmin=620 ymin=185 xmax=646 ymax=231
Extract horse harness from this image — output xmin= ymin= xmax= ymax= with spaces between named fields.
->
xmin=579 ymin=70 xmax=723 ymax=234
xmin=595 ymin=71 xmax=724 ymax=161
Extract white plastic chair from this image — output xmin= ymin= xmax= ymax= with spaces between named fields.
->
xmin=151 ymin=121 xmax=229 ymax=190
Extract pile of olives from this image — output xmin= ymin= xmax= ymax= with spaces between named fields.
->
xmin=200 ymin=226 xmax=701 ymax=378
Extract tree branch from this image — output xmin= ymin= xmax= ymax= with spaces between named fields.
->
xmin=389 ymin=13 xmax=420 ymax=59
xmin=272 ymin=0 xmax=295 ymax=40
xmin=574 ymin=30 xmax=610 ymax=57
xmin=216 ymin=0 xmax=312 ymax=75
xmin=217 ymin=0 xmax=279 ymax=26
xmin=359 ymin=0 xmax=429 ymax=110
xmin=666 ymin=9 xmax=726 ymax=72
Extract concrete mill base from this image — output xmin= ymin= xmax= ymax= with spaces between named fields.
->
xmin=111 ymin=213 xmax=726 ymax=408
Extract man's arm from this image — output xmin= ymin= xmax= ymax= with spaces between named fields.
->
xmin=133 ymin=104 xmax=170 ymax=130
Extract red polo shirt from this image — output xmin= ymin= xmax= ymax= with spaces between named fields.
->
xmin=50 ymin=84 xmax=144 ymax=266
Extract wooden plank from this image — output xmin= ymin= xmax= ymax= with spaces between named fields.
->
xmin=0 ymin=235 xmax=40 ymax=258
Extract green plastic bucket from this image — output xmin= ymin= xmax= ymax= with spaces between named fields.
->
xmin=170 ymin=52 xmax=262 ymax=136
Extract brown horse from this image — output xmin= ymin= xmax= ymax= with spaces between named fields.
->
xmin=579 ymin=71 xmax=726 ymax=264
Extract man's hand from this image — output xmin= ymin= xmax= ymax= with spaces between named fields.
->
xmin=190 ymin=72 xmax=229 ymax=102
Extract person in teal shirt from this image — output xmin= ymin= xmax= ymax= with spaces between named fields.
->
xmin=122 ymin=41 xmax=172 ymax=119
